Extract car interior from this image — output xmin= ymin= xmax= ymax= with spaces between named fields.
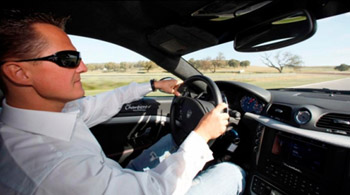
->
xmin=4 ymin=1 xmax=350 ymax=194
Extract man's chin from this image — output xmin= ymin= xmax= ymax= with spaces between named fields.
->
xmin=70 ymin=89 xmax=85 ymax=101
xmin=78 ymin=89 xmax=85 ymax=98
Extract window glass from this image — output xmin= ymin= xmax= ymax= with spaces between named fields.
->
xmin=69 ymin=35 xmax=176 ymax=96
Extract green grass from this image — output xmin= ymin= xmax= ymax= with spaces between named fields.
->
xmin=81 ymin=68 xmax=349 ymax=96
xmin=206 ymin=73 xmax=348 ymax=89
xmin=81 ymin=73 xmax=178 ymax=96
xmin=246 ymin=75 xmax=348 ymax=89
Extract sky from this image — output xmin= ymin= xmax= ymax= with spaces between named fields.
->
xmin=70 ymin=12 xmax=350 ymax=67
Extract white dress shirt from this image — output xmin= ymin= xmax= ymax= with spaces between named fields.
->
xmin=0 ymin=82 xmax=213 ymax=195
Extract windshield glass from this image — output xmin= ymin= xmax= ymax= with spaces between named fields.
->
xmin=71 ymin=12 xmax=349 ymax=97
xmin=183 ymin=13 xmax=350 ymax=92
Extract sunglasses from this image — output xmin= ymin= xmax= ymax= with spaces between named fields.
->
xmin=8 ymin=50 xmax=82 ymax=68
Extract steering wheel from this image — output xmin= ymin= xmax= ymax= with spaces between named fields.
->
xmin=170 ymin=75 xmax=224 ymax=146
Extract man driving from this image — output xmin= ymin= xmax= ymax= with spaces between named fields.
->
xmin=0 ymin=10 xmax=245 ymax=195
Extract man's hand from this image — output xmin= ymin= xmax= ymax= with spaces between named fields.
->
xmin=154 ymin=79 xmax=182 ymax=96
xmin=194 ymin=103 xmax=229 ymax=143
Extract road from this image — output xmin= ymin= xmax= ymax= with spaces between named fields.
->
xmin=294 ymin=78 xmax=350 ymax=90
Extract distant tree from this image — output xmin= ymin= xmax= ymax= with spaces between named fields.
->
xmin=104 ymin=62 xmax=118 ymax=72
xmin=188 ymin=58 xmax=196 ymax=66
xmin=261 ymin=51 xmax=303 ymax=73
xmin=86 ymin=63 xmax=100 ymax=71
xmin=240 ymin=60 xmax=250 ymax=68
xmin=200 ymin=57 xmax=212 ymax=71
xmin=188 ymin=58 xmax=201 ymax=69
xmin=217 ymin=52 xmax=227 ymax=67
xmin=334 ymin=64 xmax=349 ymax=71
xmin=143 ymin=61 xmax=157 ymax=72
xmin=119 ymin=62 xmax=128 ymax=72
xmin=211 ymin=52 xmax=226 ymax=72
xmin=228 ymin=59 xmax=240 ymax=68
xmin=134 ymin=60 xmax=146 ymax=68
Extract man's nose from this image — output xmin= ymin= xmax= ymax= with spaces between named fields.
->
xmin=76 ymin=60 xmax=88 ymax=73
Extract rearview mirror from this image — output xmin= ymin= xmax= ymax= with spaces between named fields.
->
xmin=234 ymin=9 xmax=316 ymax=52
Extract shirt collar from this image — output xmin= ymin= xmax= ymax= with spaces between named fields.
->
xmin=0 ymin=100 xmax=78 ymax=142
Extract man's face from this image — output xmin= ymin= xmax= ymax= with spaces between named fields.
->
xmin=28 ymin=23 xmax=87 ymax=104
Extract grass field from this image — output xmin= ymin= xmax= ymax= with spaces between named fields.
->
xmin=81 ymin=66 xmax=350 ymax=96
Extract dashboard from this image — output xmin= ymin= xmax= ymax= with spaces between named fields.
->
xmin=216 ymin=80 xmax=350 ymax=136
xmin=214 ymin=80 xmax=350 ymax=195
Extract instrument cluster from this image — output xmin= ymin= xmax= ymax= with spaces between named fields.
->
xmin=239 ymin=95 xmax=265 ymax=114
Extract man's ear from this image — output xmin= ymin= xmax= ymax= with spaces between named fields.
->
xmin=1 ymin=62 xmax=32 ymax=86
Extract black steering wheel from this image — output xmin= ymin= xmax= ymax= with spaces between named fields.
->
xmin=170 ymin=75 xmax=224 ymax=146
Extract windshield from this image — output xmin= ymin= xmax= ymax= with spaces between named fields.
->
xmin=71 ymin=12 xmax=349 ymax=97
xmin=183 ymin=13 xmax=350 ymax=92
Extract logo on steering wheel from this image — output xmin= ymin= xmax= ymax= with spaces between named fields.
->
xmin=186 ymin=109 xmax=192 ymax=119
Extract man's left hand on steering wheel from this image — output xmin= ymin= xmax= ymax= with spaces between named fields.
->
xmin=152 ymin=78 xmax=183 ymax=96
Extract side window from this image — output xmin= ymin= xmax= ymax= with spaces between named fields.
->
xmin=70 ymin=35 xmax=175 ymax=96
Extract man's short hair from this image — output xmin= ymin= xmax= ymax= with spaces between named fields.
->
xmin=0 ymin=9 xmax=70 ymax=94
xmin=0 ymin=9 xmax=69 ymax=64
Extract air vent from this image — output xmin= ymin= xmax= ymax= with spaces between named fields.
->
xmin=267 ymin=104 xmax=292 ymax=122
xmin=316 ymin=113 xmax=350 ymax=135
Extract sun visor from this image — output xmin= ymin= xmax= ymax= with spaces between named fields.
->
xmin=148 ymin=25 xmax=218 ymax=55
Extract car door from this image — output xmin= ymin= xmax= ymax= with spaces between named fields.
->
xmin=90 ymin=95 xmax=174 ymax=167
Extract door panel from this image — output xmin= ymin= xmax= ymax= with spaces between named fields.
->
xmin=90 ymin=96 xmax=173 ymax=167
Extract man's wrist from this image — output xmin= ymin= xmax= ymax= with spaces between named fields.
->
xmin=150 ymin=79 xmax=157 ymax=91
xmin=194 ymin=128 xmax=210 ymax=143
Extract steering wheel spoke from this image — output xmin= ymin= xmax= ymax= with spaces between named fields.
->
xmin=170 ymin=75 xmax=223 ymax=146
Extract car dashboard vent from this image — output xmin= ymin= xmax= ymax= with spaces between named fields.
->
xmin=316 ymin=113 xmax=350 ymax=135
xmin=267 ymin=104 xmax=292 ymax=122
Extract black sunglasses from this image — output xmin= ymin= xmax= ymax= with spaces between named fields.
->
xmin=10 ymin=50 xmax=81 ymax=68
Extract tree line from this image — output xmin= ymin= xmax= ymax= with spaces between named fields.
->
xmin=188 ymin=58 xmax=250 ymax=73
xmin=86 ymin=61 xmax=157 ymax=73
xmin=86 ymin=52 xmax=250 ymax=73
xmin=85 ymin=51 xmax=348 ymax=73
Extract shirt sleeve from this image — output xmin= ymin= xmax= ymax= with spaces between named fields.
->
xmin=150 ymin=131 xmax=214 ymax=195
xmin=38 ymin=132 xmax=213 ymax=195
xmin=63 ymin=82 xmax=152 ymax=127
xmin=106 ymin=132 xmax=213 ymax=195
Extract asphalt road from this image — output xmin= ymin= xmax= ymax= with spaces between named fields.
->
xmin=294 ymin=78 xmax=350 ymax=90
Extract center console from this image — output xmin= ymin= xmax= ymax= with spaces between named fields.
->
xmin=248 ymin=125 xmax=350 ymax=195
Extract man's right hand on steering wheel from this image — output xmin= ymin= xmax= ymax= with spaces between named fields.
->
xmin=194 ymin=103 xmax=229 ymax=143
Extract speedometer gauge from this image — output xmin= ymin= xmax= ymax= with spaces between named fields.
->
xmin=294 ymin=108 xmax=311 ymax=125
xmin=240 ymin=95 xmax=264 ymax=114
